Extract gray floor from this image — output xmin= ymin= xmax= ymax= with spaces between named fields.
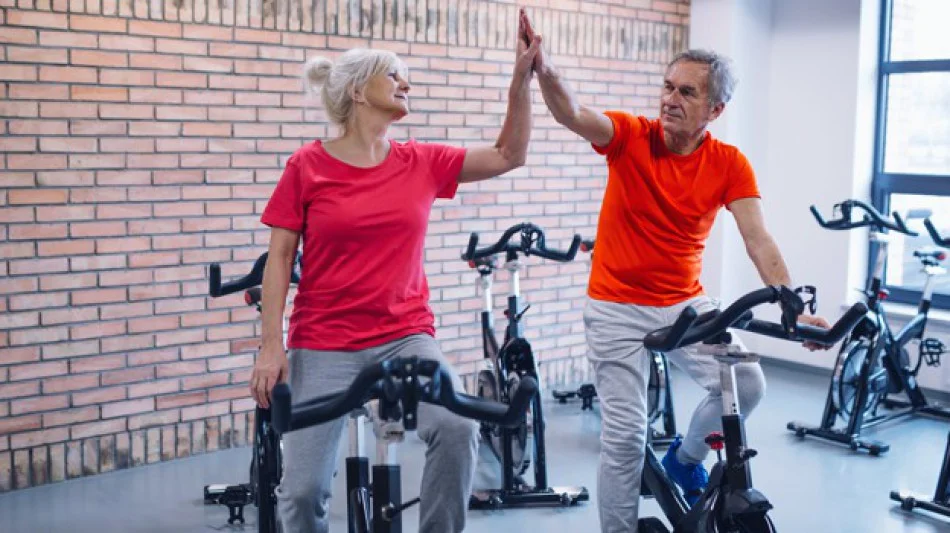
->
xmin=2 ymin=363 xmax=950 ymax=533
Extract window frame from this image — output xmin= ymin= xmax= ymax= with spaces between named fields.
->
xmin=871 ymin=0 xmax=950 ymax=308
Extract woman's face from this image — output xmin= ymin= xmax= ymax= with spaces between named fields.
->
xmin=360 ymin=67 xmax=411 ymax=121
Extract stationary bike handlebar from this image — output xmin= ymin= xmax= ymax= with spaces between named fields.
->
xmin=643 ymin=286 xmax=869 ymax=352
xmin=208 ymin=252 xmax=302 ymax=297
xmin=924 ymin=218 xmax=950 ymax=248
xmin=809 ymin=199 xmax=916 ymax=236
xmin=270 ymin=356 xmax=538 ymax=435
xmin=461 ymin=223 xmax=582 ymax=263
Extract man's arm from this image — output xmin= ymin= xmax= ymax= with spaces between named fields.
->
xmin=522 ymin=11 xmax=614 ymax=147
xmin=729 ymin=197 xmax=792 ymax=286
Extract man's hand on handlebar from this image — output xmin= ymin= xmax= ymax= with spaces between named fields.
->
xmin=251 ymin=344 xmax=288 ymax=409
xmin=798 ymin=314 xmax=833 ymax=351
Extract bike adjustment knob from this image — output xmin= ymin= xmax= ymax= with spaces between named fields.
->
xmin=704 ymin=432 xmax=725 ymax=451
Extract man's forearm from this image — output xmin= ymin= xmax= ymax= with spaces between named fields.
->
xmin=536 ymin=65 xmax=579 ymax=126
xmin=748 ymin=237 xmax=792 ymax=287
xmin=495 ymin=74 xmax=532 ymax=165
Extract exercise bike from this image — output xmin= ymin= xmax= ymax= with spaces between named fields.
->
xmin=551 ymin=240 xmax=680 ymax=446
xmin=461 ymin=222 xmax=591 ymax=509
xmin=786 ymin=200 xmax=950 ymax=455
xmin=637 ymin=286 xmax=868 ymax=532
xmin=890 ymin=430 xmax=950 ymax=520
xmin=268 ymin=355 xmax=538 ymax=533
xmin=202 ymin=251 xmax=300 ymax=532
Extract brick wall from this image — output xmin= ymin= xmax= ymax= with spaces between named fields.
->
xmin=0 ymin=0 xmax=690 ymax=491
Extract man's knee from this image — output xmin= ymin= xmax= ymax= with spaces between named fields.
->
xmin=735 ymin=363 xmax=766 ymax=411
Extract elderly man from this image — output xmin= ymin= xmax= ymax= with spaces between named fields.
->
xmin=520 ymin=15 xmax=829 ymax=532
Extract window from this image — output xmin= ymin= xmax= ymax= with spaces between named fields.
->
xmin=872 ymin=0 xmax=950 ymax=305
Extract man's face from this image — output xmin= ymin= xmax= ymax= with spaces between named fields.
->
xmin=659 ymin=61 xmax=724 ymax=138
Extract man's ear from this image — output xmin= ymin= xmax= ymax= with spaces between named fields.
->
xmin=709 ymin=102 xmax=726 ymax=121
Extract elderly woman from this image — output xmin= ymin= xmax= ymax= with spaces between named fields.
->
xmin=250 ymin=10 xmax=542 ymax=533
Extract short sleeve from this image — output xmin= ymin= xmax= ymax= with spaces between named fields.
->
xmin=261 ymin=157 xmax=304 ymax=232
xmin=415 ymin=142 xmax=467 ymax=199
xmin=591 ymin=111 xmax=647 ymax=161
xmin=723 ymin=151 xmax=761 ymax=209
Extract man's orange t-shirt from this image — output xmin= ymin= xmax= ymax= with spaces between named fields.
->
xmin=588 ymin=111 xmax=761 ymax=306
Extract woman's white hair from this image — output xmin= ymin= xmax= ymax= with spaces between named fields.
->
xmin=303 ymin=48 xmax=408 ymax=127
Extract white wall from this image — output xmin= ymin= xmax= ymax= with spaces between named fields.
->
xmin=691 ymin=0 xmax=950 ymax=394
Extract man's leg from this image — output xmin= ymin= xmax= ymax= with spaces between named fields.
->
xmin=584 ymin=297 xmax=665 ymax=532
xmin=367 ymin=334 xmax=479 ymax=533
xmin=661 ymin=296 xmax=767 ymax=469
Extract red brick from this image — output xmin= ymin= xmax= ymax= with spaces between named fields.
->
xmin=0 ymin=240 xmax=34 ymax=258
xmin=128 ymin=315 xmax=178 ymax=333
xmin=11 ymin=426 xmax=69 ymax=449
xmin=181 ymin=122 xmax=231 ymax=136
xmin=71 ymin=49 xmax=127 ymax=67
xmin=156 ymin=391 xmax=207 ymax=410
xmin=7 ymin=46 xmax=68 ymax=64
xmin=128 ymin=379 xmax=179 ymax=399
xmin=39 ymin=137 xmax=97 ymax=153
xmin=72 ymin=386 xmax=126 ymax=406
xmin=156 ymin=37 xmax=206 ymax=55
xmin=0 ymin=310 xmax=40 ymax=329
xmin=0 ymin=137 xmax=37 ymax=153
xmin=129 ymin=53 xmax=182 ymax=70
xmin=129 ymin=87 xmax=183 ymax=104
xmin=156 ymin=361 xmax=205 ymax=378
xmin=154 ymin=71 xmax=208 ymax=89
xmin=40 ymin=306 xmax=97 ymax=327
xmin=69 ymin=120 xmax=127 ymax=136
xmin=7 ymin=154 xmax=67 ymax=170
xmin=0 ymin=414 xmax=42 ymax=435
xmin=38 ymin=65 xmax=97 ymax=83
xmin=99 ymin=68 xmax=155 ymax=86
xmin=9 ymin=257 xmax=68 ymax=274
xmin=70 ymin=320 xmax=126 ymax=341
xmin=12 ymin=394 xmax=69 ymax=415
xmin=128 ymin=20 xmax=181 ymax=38
xmin=182 ymin=372 xmax=230 ymax=391
xmin=10 ymin=361 xmax=68 ymax=381
xmin=8 ymin=223 xmax=67 ymax=242
xmin=8 ymin=83 xmax=68 ymax=100
xmin=209 ymin=42 xmax=256 ymax=57
xmin=128 ymin=410 xmax=179 ymax=430
xmin=209 ymin=385 xmax=247 ymax=403
xmin=209 ymin=74 xmax=256 ymax=90
xmin=234 ymin=59 xmax=282 ymax=75
xmin=102 ymin=398 xmax=154 ymax=419
xmin=208 ymin=353 xmax=254 ymax=372
xmin=69 ymin=221 xmax=127 ymax=238
xmin=182 ymin=89 xmax=234 ymax=106
xmin=100 ymin=333 xmax=153 ymax=353
xmin=70 ymin=85 xmax=128 ymax=102
xmin=70 ymin=288 xmax=127 ymax=306
xmin=98 ymin=34 xmax=154 ymax=52
xmin=42 ymin=374 xmax=99 ymax=394
xmin=43 ymin=406 xmax=99 ymax=428
xmin=125 ymin=154 xmax=178 ymax=169
xmin=0 ymin=381 xmax=40 ymax=400
xmin=181 ymin=401 xmax=229 ymax=422
xmin=38 ymin=272 xmax=98 ymax=291
xmin=9 ymin=290 xmax=68 ymax=311
xmin=68 ymin=253 xmax=127 ymax=271
xmin=183 ymin=56 xmax=233 ymax=73
xmin=7 ymin=9 xmax=68 ymax=29
xmin=0 ymin=27 xmax=37 ymax=45
xmin=39 ymin=102 xmax=96 ymax=119
xmin=8 ymin=119 xmax=68 ymax=135
xmin=39 ymin=30 xmax=96 ymax=48
xmin=69 ymin=14 xmax=127 ymax=33
xmin=8 ymin=189 xmax=67 ymax=205
xmin=156 ymin=105 xmax=207 ymax=121
xmin=0 ymin=101 xmax=38 ymax=117
xmin=71 ymin=419 xmax=126 ymax=440
xmin=96 ymin=269 xmax=153 ymax=287
xmin=98 ymin=104 xmax=153 ymax=120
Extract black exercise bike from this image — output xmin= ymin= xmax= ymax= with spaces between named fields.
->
xmin=551 ymin=239 xmax=680 ymax=447
xmin=269 ymin=356 xmax=538 ymax=533
xmin=637 ymin=286 xmax=867 ymax=532
xmin=787 ymin=200 xmax=950 ymax=455
xmin=202 ymin=252 xmax=300 ymax=532
xmin=460 ymin=222 xmax=591 ymax=509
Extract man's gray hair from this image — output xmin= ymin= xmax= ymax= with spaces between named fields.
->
xmin=669 ymin=49 xmax=738 ymax=107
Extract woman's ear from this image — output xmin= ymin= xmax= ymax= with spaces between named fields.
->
xmin=350 ymin=84 xmax=366 ymax=105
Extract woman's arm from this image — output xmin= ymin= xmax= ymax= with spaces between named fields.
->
xmin=457 ymin=9 xmax=541 ymax=183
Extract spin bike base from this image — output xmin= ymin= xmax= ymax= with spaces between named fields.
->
xmin=890 ymin=490 xmax=950 ymax=519
xmin=786 ymin=421 xmax=890 ymax=456
xmin=469 ymin=486 xmax=590 ymax=510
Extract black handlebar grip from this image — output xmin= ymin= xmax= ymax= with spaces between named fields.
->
xmin=891 ymin=211 xmax=918 ymax=237
xmin=462 ymin=232 xmax=479 ymax=261
xmin=271 ymin=382 xmax=292 ymax=435
xmin=925 ymin=218 xmax=950 ymax=247
xmin=809 ymin=205 xmax=829 ymax=228
xmin=580 ymin=239 xmax=595 ymax=252
xmin=502 ymin=376 xmax=538 ymax=427
xmin=209 ymin=264 xmax=223 ymax=297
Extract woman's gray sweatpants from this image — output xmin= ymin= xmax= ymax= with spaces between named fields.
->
xmin=584 ymin=295 xmax=767 ymax=532
xmin=275 ymin=333 xmax=479 ymax=533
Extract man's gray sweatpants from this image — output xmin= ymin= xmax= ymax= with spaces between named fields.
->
xmin=584 ymin=295 xmax=767 ymax=532
xmin=275 ymin=333 xmax=479 ymax=533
